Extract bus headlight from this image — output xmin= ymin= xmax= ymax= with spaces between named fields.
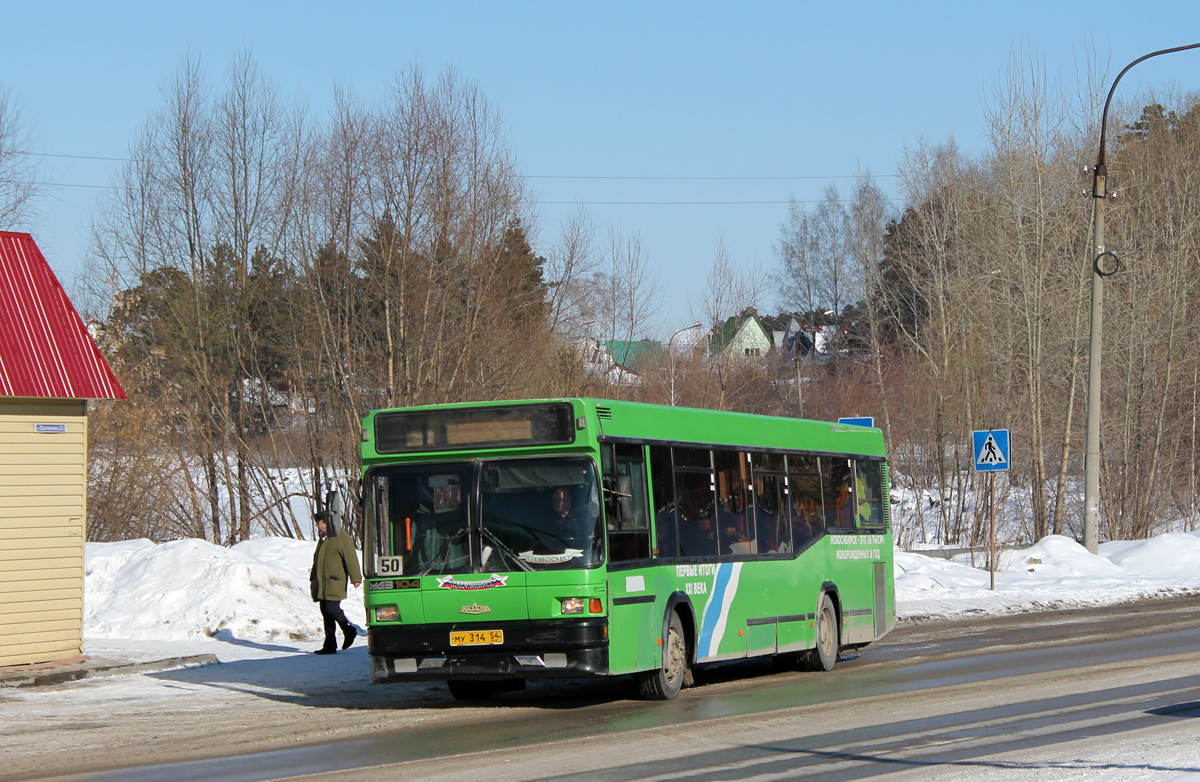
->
xmin=374 ymin=605 xmax=400 ymax=622
xmin=560 ymin=597 xmax=585 ymax=615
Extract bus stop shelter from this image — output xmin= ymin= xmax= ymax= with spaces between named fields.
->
xmin=0 ymin=231 xmax=124 ymax=667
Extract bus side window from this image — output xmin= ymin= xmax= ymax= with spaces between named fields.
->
xmin=823 ymin=458 xmax=855 ymax=528
xmin=754 ymin=473 xmax=788 ymax=554
xmin=603 ymin=444 xmax=651 ymax=562
xmin=750 ymin=452 xmax=788 ymax=555
xmin=675 ymin=448 xmax=718 ymax=559
xmin=649 ymin=446 xmax=677 ymax=558
xmin=854 ymin=460 xmax=885 ymax=528
xmin=786 ymin=454 xmax=824 ymax=551
xmin=714 ymin=450 xmax=754 ymax=555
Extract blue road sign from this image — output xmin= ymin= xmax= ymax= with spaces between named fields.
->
xmin=973 ymin=429 xmax=1010 ymax=472
xmin=838 ymin=417 xmax=875 ymax=428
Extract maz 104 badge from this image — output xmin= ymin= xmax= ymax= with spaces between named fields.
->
xmin=518 ymin=549 xmax=583 ymax=564
xmin=375 ymin=556 xmax=404 ymax=575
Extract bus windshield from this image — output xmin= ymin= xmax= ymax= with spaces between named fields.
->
xmin=369 ymin=456 xmax=603 ymax=575
xmin=480 ymin=457 xmax=602 ymax=570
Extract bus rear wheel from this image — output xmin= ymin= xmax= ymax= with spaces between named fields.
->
xmin=636 ymin=612 xmax=688 ymax=700
xmin=802 ymin=593 xmax=839 ymax=672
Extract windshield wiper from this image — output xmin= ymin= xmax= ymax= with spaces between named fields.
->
xmin=479 ymin=525 xmax=533 ymax=572
xmin=420 ymin=527 xmax=469 ymax=576
xmin=486 ymin=518 xmax=571 ymax=548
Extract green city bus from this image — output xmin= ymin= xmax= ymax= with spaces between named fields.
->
xmin=360 ymin=398 xmax=893 ymax=700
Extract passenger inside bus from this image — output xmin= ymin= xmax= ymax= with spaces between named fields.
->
xmin=677 ymin=487 xmax=717 ymax=558
xmin=790 ymin=491 xmax=824 ymax=550
xmin=715 ymin=452 xmax=753 ymax=555
xmin=855 ymin=461 xmax=884 ymax=527
xmin=825 ymin=459 xmax=855 ymax=528
xmin=717 ymin=500 xmax=750 ymax=555
xmin=752 ymin=474 xmax=787 ymax=553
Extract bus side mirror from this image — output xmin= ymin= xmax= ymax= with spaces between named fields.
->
xmin=326 ymin=489 xmax=345 ymax=533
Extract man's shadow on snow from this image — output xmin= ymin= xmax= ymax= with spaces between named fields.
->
xmin=209 ymin=628 xmax=299 ymax=653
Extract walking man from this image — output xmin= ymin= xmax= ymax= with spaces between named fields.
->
xmin=310 ymin=510 xmax=362 ymax=654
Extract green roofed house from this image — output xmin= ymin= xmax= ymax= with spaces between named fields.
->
xmin=604 ymin=340 xmax=662 ymax=373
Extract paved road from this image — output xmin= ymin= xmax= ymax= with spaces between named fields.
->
xmin=31 ymin=599 xmax=1200 ymax=782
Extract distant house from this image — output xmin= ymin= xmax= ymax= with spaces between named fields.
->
xmin=756 ymin=313 xmax=855 ymax=358
xmin=710 ymin=312 xmax=773 ymax=358
xmin=603 ymin=339 xmax=662 ymax=373
xmin=759 ymin=313 xmax=824 ymax=357
xmin=0 ymin=232 xmax=125 ymax=667
xmin=578 ymin=338 xmax=644 ymax=386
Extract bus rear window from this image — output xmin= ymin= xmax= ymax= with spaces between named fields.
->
xmin=374 ymin=404 xmax=575 ymax=454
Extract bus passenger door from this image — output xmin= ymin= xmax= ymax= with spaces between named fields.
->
xmin=602 ymin=444 xmax=658 ymax=674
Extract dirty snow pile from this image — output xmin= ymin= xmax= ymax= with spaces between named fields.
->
xmin=896 ymin=532 xmax=1200 ymax=619
xmin=84 ymin=537 xmax=364 ymax=643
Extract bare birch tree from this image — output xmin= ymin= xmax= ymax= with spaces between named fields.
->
xmin=0 ymin=85 xmax=43 ymax=228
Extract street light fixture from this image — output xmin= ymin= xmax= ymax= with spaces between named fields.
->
xmin=667 ymin=322 xmax=702 ymax=406
xmin=1083 ymin=42 xmax=1200 ymax=554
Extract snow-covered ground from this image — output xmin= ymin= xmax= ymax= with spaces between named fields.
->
xmin=77 ymin=530 xmax=1200 ymax=666
xmin=0 ymin=531 xmax=1189 ymax=781
xmin=896 ymin=532 xmax=1200 ymax=619
xmin=83 ymin=536 xmax=365 ymax=666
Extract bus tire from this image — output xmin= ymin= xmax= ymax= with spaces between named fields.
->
xmin=803 ymin=593 xmax=839 ymax=672
xmin=447 ymin=680 xmax=495 ymax=701
xmin=636 ymin=612 xmax=688 ymax=700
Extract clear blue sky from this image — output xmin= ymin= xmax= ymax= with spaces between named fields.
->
xmin=4 ymin=1 xmax=1199 ymax=331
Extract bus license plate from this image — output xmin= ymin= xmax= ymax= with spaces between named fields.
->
xmin=450 ymin=630 xmax=503 ymax=646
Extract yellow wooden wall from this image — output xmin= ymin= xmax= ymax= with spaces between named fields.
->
xmin=0 ymin=400 xmax=87 ymax=667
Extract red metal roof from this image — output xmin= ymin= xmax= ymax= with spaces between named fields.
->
xmin=0 ymin=232 xmax=125 ymax=400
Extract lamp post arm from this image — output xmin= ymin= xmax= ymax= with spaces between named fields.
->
xmin=666 ymin=322 xmax=702 ymax=406
xmin=1095 ymin=43 xmax=1200 ymax=174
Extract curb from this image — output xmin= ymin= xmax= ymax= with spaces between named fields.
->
xmin=0 ymin=654 xmax=219 ymax=688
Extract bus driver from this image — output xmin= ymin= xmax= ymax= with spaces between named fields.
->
xmin=549 ymin=486 xmax=597 ymax=555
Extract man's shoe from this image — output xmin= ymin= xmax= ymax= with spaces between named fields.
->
xmin=342 ymin=626 xmax=358 ymax=650
xmin=314 ymin=647 xmax=337 ymax=655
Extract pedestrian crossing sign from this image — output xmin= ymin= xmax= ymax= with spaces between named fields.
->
xmin=972 ymin=429 xmax=1010 ymax=472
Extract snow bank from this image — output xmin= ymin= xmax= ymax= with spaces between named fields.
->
xmin=84 ymin=537 xmax=364 ymax=642
xmin=896 ymin=532 xmax=1200 ymax=619
xmin=1100 ymin=532 xmax=1200 ymax=578
xmin=82 ymin=529 xmax=1200 ymax=644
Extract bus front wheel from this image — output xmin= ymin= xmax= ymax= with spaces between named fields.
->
xmin=636 ymin=612 xmax=689 ymax=700
xmin=802 ymin=593 xmax=839 ymax=672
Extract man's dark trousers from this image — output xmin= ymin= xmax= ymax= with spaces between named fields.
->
xmin=319 ymin=599 xmax=353 ymax=651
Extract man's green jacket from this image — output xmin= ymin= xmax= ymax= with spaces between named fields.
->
xmin=310 ymin=530 xmax=363 ymax=602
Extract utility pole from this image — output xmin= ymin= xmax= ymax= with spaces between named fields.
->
xmin=1083 ymin=43 xmax=1200 ymax=554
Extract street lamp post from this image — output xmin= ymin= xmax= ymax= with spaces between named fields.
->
xmin=1083 ymin=43 xmax=1200 ymax=554
xmin=667 ymin=323 xmax=702 ymax=406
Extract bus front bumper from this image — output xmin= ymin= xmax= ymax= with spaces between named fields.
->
xmin=368 ymin=618 xmax=609 ymax=683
